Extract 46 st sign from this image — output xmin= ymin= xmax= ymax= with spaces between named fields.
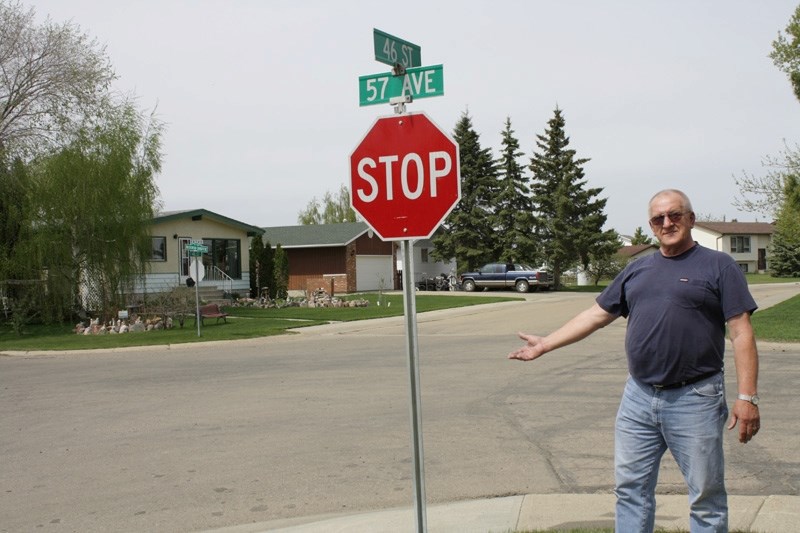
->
xmin=350 ymin=112 xmax=460 ymax=241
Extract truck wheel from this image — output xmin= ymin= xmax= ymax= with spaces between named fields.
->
xmin=462 ymin=279 xmax=476 ymax=292
xmin=515 ymin=280 xmax=530 ymax=293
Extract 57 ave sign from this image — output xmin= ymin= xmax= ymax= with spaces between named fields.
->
xmin=358 ymin=64 xmax=444 ymax=106
xmin=350 ymin=112 xmax=460 ymax=240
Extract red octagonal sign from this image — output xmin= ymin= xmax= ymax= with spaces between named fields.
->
xmin=350 ymin=112 xmax=461 ymax=241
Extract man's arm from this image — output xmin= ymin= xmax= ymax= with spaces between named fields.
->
xmin=508 ymin=303 xmax=617 ymax=361
xmin=726 ymin=311 xmax=761 ymax=444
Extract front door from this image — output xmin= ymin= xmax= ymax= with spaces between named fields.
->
xmin=758 ymin=248 xmax=767 ymax=271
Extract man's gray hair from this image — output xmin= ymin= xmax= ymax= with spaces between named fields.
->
xmin=649 ymin=189 xmax=694 ymax=214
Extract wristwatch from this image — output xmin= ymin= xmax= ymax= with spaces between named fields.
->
xmin=737 ymin=393 xmax=760 ymax=406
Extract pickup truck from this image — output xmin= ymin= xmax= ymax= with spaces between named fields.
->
xmin=459 ymin=263 xmax=552 ymax=293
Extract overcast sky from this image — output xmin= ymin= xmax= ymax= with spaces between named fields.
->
xmin=26 ymin=0 xmax=800 ymax=237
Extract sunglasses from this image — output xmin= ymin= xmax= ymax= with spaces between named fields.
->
xmin=649 ymin=211 xmax=688 ymax=226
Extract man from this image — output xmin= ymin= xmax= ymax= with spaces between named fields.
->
xmin=509 ymin=189 xmax=760 ymax=533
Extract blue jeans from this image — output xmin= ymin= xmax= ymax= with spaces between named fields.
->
xmin=614 ymin=372 xmax=729 ymax=533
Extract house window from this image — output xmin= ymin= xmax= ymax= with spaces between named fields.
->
xmin=737 ymin=263 xmax=749 ymax=273
xmin=203 ymin=238 xmax=242 ymax=279
xmin=730 ymin=236 xmax=750 ymax=253
xmin=151 ymin=237 xmax=167 ymax=261
xmin=421 ymin=248 xmax=429 ymax=263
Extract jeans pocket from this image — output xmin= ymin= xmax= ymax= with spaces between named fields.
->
xmin=690 ymin=379 xmax=723 ymax=398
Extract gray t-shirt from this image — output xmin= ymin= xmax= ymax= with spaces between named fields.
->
xmin=596 ymin=244 xmax=757 ymax=385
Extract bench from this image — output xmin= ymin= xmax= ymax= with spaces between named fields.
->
xmin=198 ymin=303 xmax=228 ymax=325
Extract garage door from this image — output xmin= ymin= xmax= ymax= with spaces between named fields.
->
xmin=356 ymin=255 xmax=394 ymax=291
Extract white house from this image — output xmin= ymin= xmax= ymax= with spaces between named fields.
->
xmin=395 ymin=238 xmax=457 ymax=287
xmin=693 ymin=221 xmax=775 ymax=273
xmin=137 ymin=209 xmax=263 ymax=297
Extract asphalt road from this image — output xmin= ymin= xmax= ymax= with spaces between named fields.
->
xmin=1 ymin=283 xmax=798 ymax=532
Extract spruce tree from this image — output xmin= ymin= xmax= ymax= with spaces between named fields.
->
xmin=249 ymin=236 xmax=276 ymax=298
xmin=261 ymin=240 xmax=275 ymax=298
xmin=273 ymin=244 xmax=289 ymax=299
xmin=431 ymin=111 xmax=499 ymax=272
xmin=249 ymin=235 xmax=264 ymax=298
xmin=529 ymin=108 xmax=617 ymax=287
xmin=630 ymin=226 xmax=655 ymax=245
xmin=495 ymin=117 xmax=537 ymax=265
xmin=769 ymin=174 xmax=800 ymax=277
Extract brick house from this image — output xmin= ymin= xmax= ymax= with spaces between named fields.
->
xmin=260 ymin=222 xmax=396 ymax=294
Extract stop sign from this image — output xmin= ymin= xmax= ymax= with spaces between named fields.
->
xmin=350 ymin=112 xmax=461 ymax=240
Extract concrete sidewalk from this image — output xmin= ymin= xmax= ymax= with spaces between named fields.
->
xmin=206 ymin=493 xmax=800 ymax=532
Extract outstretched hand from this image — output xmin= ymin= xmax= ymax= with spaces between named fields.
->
xmin=508 ymin=332 xmax=547 ymax=361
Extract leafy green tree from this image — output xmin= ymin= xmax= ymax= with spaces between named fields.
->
xmin=0 ymin=154 xmax=29 ymax=280
xmin=298 ymin=184 xmax=356 ymax=224
xmin=770 ymin=4 xmax=800 ymax=103
xmin=529 ymin=108 xmax=617 ymax=287
xmin=755 ymin=7 xmax=800 ymax=277
xmin=432 ymin=111 xmax=499 ymax=272
xmin=495 ymin=117 xmax=537 ymax=264
xmin=24 ymin=98 xmax=162 ymax=321
xmin=273 ymin=244 xmax=289 ymax=299
xmin=0 ymin=0 xmax=115 ymax=156
xmin=585 ymin=247 xmax=627 ymax=286
xmin=630 ymin=226 xmax=655 ymax=245
xmin=769 ymin=174 xmax=800 ymax=277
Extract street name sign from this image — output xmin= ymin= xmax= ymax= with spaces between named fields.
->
xmin=350 ymin=112 xmax=460 ymax=240
xmin=373 ymin=29 xmax=421 ymax=70
xmin=186 ymin=242 xmax=208 ymax=257
xmin=358 ymin=64 xmax=444 ymax=107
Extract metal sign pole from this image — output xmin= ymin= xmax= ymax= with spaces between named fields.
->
xmin=194 ymin=256 xmax=201 ymax=337
xmin=401 ymin=239 xmax=427 ymax=532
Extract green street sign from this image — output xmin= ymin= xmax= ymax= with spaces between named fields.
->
xmin=186 ymin=243 xmax=208 ymax=254
xmin=188 ymin=250 xmax=203 ymax=257
xmin=373 ymin=29 xmax=421 ymax=70
xmin=358 ymin=64 xmax=444 ymax=107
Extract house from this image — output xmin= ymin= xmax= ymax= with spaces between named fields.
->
xmin=260 ymin=222 xmax=395 ymax=293
xmin=395 ymin=237 xmax=458 ymax=286
xmin=139 ymin=209 xmax=263 ymax=297
xmin=617 ymin=244 xmax=659 ymax=262
xmin=693 ymin=221 xmax=775 ymax=273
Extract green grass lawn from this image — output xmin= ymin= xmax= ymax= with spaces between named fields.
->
xmin=752 ymin=293 xmax=800 ymax=342
xmin=0 ymin=293 xmax=520 ymax=352
xmin=745 ymin=272 xmax=800 ymax=284
xmin=2 ymin=278 xmax=797 ymax=351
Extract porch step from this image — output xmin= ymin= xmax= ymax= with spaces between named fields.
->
xmin=195 ymin=286 xmax=227 ymax=303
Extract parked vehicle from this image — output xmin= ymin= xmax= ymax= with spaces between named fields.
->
xmin=417 ymin=273 xmax=449 ymax=291
xmin=459 ymin=263 xmax=552 ymax=293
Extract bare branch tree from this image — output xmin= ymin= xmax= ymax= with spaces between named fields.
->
xmin=0 ymin=0 xmax=115 ymax=155
xmin=733 ymin=141 xmax=800 ymax=220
